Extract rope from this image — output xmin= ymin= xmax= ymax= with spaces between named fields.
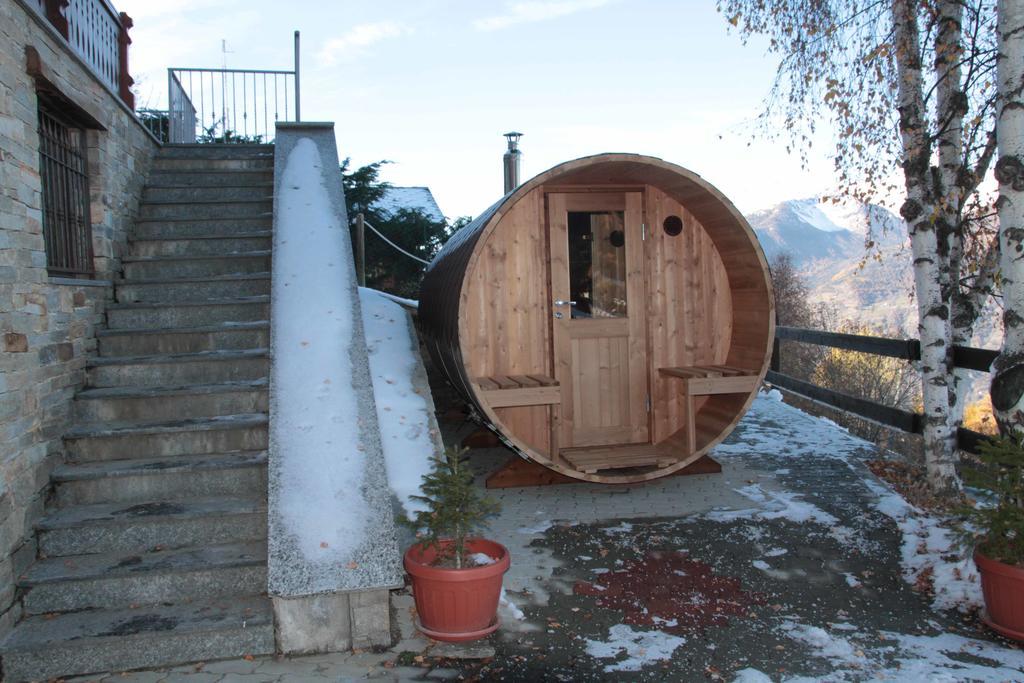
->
xmin=357 ymin=218 xmax=431 ymax=266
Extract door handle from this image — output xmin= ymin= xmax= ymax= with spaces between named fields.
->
xmin=553 ymin=300 xmax=577 ymax=307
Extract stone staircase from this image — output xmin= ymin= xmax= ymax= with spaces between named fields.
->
xmin=1 ymin=144 xmax=277 ymax=681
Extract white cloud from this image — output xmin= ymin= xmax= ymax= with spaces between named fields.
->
xmin=317 ymin=22 xmax=412 ymax=65
xmin=474 ymin=0 xmax=613 ymax=31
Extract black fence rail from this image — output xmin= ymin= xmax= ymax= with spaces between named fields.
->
xmin=768 ymin=326 xmax=997 ymax=453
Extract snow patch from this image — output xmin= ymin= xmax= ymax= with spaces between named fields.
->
xmin=518 ymin=520 xmax=554 ymax=534
xmin=707 ymin=484 xmax=839 ymax=527
xmin=864 ymin=478 xmax=982 ymax=612
xmin=712 ymin=393 xmax=869 ymax=470
xmin=359 ymin=288 xmax=434 ymax=516
xmin=730 ymin=669 xmax=773 ymax=683
xmin=881 ymin=630 xmax=1024 ymax=681
xmin=779 ymin=620 xmax=862 ymax=665
xmin=775 ymin=615 xmax=1024 ymax=681
xmin=499 ymin=587 xmax=526 ymax=620
xmin=584 ymin=624 xmax=687 ymax=672
xmin=469 ymin=552 xmax=496 ymax=566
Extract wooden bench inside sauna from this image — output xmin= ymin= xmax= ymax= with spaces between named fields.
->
xmin=419 ymin=153 xmax=774 ymax=484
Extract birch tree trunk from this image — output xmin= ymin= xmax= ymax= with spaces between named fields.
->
xmin=937 ymin=0 xmax=970 ymax=427
xmin=893 ymin=0 xmax=960 ymax=493
xmin=991 ymin=0 xmax=1024 ymax=432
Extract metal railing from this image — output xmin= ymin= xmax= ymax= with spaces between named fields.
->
xmin=24 ymin=0 xmax=133 ymax=106
xmin=768 ymin=325 xmax=997 ymax=453
xmin=165 ymin=31 xmax=301 ymax=144
xmin=167 ymin=72 xmax=198 ymax=143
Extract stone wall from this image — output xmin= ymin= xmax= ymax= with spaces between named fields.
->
xmin=0 ymin=0 xmax=158 ymax=638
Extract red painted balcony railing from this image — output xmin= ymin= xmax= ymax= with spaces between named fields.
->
xmin=26 ymin=0 xmax=135 ymax=108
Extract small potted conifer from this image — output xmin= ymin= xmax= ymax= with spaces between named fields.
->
xmin=963 ymin=434 xmax=1024 ymax=641
xmin=402 ymin=446 xmax=508 ymax=642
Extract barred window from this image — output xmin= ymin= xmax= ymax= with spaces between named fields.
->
xmin=37 ymin=97 xmax=94 ymax=278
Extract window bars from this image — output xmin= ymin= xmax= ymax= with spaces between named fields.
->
xmin=38 ymin=102 xmax=94 ymax=278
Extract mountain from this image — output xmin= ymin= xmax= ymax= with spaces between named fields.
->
xmin=745 ymin=197 xmax=1000 ymax=404
xmin=747 ymin=198 xmax=917 ymax=332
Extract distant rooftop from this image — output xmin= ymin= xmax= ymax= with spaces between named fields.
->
xmin=374 ymin=186 xmax=445 ymax=223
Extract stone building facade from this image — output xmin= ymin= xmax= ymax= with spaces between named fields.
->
xmin=0 ymin=0 xmax=158 ymax=638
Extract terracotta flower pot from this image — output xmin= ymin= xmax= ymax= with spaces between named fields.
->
xmin=404 ymin=538 xmax=510 ymax=642
xmin=975 ymin=549 xmax=1024 ymax=642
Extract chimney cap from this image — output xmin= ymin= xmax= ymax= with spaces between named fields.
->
xmin=503 ymin=131 xmax=523 ymax=150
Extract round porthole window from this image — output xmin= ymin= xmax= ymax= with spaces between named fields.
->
xmin=663 ymin=215 xmax=683 ymax=236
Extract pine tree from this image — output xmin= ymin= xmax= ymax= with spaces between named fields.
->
xmin=963 ymin=435 xmax=1024 ymax=566
xmin=404 ymin=447 xmax=500 ymax=568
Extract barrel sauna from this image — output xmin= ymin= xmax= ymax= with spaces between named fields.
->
xmin=420 ymin=154 xmax=774 ymax=484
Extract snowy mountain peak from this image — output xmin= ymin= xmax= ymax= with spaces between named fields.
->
xmin=746 ymin=198 xmax=905 ymax=266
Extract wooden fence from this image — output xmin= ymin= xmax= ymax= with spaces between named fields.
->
xmin=768 ymin=326 xmax=997 ymax=453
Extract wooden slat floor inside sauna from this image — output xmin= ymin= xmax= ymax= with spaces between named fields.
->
xmin=561 ymin=442 xmax=684 ymax=474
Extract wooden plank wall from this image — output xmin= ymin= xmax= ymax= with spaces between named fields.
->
xmin=645 ymin=186 xmax=734 ymax=444
xmin=462 ymin=189 xmax=553 ymax=454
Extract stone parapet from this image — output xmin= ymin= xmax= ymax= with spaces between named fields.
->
xmin=267 ymin=122 xmax=402 ymax=655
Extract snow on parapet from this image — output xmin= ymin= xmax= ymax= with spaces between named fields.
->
xmin=272 ymin=138 xmax=366 ymax=563
xmin=268 ymin=128 xmax=402 ymax=596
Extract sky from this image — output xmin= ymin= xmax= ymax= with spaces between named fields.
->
xmin=117 ymin=0 xmax=839 ymax=220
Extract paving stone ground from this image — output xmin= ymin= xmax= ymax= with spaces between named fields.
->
xmin=67 ymin=393 xmax=1024 ymax=682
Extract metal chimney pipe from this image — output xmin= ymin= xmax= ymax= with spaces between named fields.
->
xmin=503 ymin=131 xmax=522 ymax=194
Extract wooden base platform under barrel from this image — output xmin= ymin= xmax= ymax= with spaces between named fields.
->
xmin=420 ymin=154 xmax=774 ymax=484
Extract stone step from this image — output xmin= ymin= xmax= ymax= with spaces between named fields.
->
xmin=152 ymin=157 xmax=274 ymax=172
xmin=158 ymin=143 xmax=274 ymax=158
xmin=139 ymin=199 xmax=273 ymax=221
xmin=53 ymin=451 xmax=268 ymax=505
xmin=146 ymin=169 xmax=272 ymax=187
xmin=37 ymin=497 xmax=266 ymax=557
xmin=97 ymin=321 xmax=269 ymax=356
xmin=143 ymin=184 xmax=275 ymax=202
xmin=65 ymin=413 xmax=268 ymax=463
xmin=87 ymin=349 xmax=269 ymax=388
xmin=133 ymin=217 xmax=272 ymax=240
xmin=122 ymin=252 xmax=271 ymax=280
xmin=129 ymin=232 xmax=272 ymax=258
xmin=115 ymin=273 xmax=271 ymax=303
xmin=105 ymin=296 xmax=270 ymax=329
xmin=75 ymin=380 xmax=268 ymax=423
xmin=20 ymin=541 xmax=266 ymax=615
xmin=0 ymin=594 xmax=274 ymax=681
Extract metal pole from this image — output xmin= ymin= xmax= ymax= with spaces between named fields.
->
xmin=355 ymin=212 xmax=366 ymax=287
xmin=167 ymin=68 xmax=173 ymax=143
xmin=293 ymin=30 xmax=301 ymax=122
